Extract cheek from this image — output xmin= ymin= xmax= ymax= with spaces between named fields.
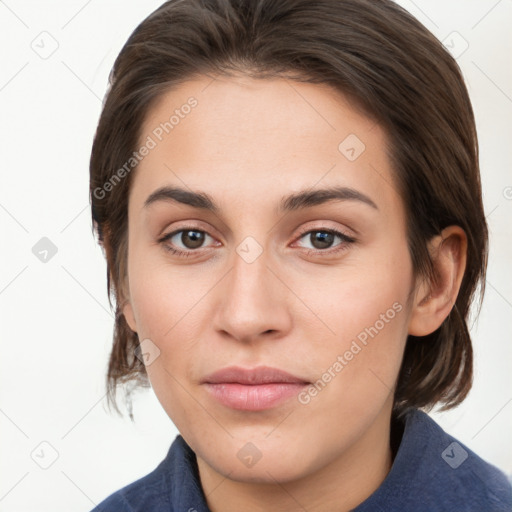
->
xmin=126 ymin=256 xmax=209 ymax=430
xmin=126 ymin=248 xmax=217 ymax=389
xmin=301 ymin=244 xmax=413 ymax=394
xmin=127 ymin=249 xmax=204 ymax=339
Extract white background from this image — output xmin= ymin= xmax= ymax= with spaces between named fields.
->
xmin=0 ymin=1 xmax=511 ymax=510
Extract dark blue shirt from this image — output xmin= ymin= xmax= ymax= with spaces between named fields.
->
xmin=91 ymin=409 xmax=512 ymax=511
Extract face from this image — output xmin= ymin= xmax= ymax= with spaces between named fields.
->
xmin=123 ymin=74 xmax=417 ymax=484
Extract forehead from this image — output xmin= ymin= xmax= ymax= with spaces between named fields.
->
xmin=131 ymin=75 xmax=402 ymax=221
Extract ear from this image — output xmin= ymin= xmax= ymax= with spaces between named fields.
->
xmin=123 ymin=300 xmax=138 ymax=333
xmin=408 ymin=226 xmax=467 ymax=336
xmin=117 ymin=270 xmax=137 ymax=333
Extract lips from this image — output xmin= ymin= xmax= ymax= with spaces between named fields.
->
xmin=202 ymin=366 xmax=310 ymax=411
xmin=202 ymin=366 xmax=309 ymax=385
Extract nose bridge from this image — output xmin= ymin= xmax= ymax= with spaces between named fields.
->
xmin=213 ymin=238 xmax=290 ymax=341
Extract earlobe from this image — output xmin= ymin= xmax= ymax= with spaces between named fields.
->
xmin=122 ymin=300 xmax=138 ymax=333
xmin=408 ymin=226 xmax=467 ymax=337
xmin=118 ymin=272 xmax=137 ymax=333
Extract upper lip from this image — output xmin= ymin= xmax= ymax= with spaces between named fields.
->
xmin=202 ymin=366 xmax=309 ymax=385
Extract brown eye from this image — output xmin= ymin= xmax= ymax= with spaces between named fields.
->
xmin=308 ymin=231 xmax=335 ymax=249
xmin=295 ymin=228 xmax=356 ymax=256
xmin=179 ymin=230 xmax=205 ymax=249
xmin=159 ymin=228 xmax=216 ymax=255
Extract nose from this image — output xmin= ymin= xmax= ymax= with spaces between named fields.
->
xmin=212 ymin=243 xmax=292 ymax=344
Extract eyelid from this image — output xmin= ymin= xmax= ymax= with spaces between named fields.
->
xmin=158 ymin=223 xmax=357 ymax=257
xmin=157 ymin=225 xmax=219 ymax=250
xmin=294 ymin=223 xmax=356 ymax=241
xmin=291 ymin=225 xmax=356 ymax=254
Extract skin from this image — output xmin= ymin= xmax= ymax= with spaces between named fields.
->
xmin=122 ymin=74 xmax=467 ymax=512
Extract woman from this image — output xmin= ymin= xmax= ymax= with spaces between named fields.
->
xmin=89 ymin=0 xmax=512 ymax=510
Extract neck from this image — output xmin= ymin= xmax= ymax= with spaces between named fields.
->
xmin=197 ymin=405 xmax=396 ymax=512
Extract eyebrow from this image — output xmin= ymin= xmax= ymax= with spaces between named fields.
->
xmin=143 ymin=185 xmax=378 ymax=213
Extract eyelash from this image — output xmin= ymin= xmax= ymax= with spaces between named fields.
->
xmin=158 ymin=226 xmax=356 ymax=258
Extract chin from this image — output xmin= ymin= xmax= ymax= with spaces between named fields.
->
xmin=196 ymin=436 xmax=323 ymax=485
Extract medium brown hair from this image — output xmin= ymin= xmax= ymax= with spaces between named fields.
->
xmin=90 ymin=0 xmax=488 ymax=418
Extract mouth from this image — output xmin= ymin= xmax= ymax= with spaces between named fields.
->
xmin=201 ymin=366 xmax=310 ymax=411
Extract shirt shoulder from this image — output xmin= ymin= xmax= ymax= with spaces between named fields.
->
xmin=354 ymin=409 xmax=512 ymax=512
xmin=89 ymin=435 xmax=210 ymax=512
xmin=413 ymin=410 xmax=511 ymax=511
xmin=89 ymin=456 xmax=171 ymax=512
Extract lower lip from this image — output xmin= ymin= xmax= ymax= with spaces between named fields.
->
xmin=204 ymin=382 xmax=308 ymax=411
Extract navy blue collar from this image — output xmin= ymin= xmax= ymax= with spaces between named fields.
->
xmin=100 ymin=408 xmax=511 ymax=511
xmin=161 ymin=408 xmax=419 ymax=510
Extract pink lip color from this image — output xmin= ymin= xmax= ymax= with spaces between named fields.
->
xmin=204 ymin=382 xmax=308 ymax=410
xmin=202 ymin=366 xmax=309 ymax=411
